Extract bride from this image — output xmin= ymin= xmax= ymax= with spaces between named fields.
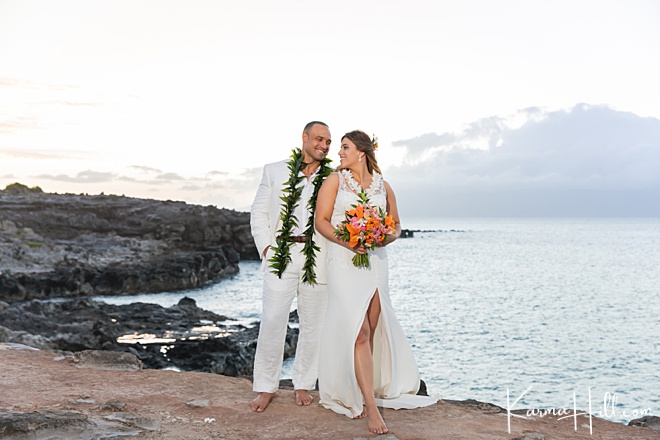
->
xmin=314 ymin=130 xmax=439 ymax=435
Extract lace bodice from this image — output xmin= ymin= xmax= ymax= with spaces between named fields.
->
xmin=331 ymin=170 xmax=387 ymax=228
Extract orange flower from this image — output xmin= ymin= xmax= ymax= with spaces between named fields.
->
xmin=385 ymin=215 xmax=395 ymax=229
xmin=346 ymin=222 xmax=361 ymax=236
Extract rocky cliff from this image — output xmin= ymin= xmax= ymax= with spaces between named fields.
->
xmin=0 ymin=184 xmax=258 ymax=302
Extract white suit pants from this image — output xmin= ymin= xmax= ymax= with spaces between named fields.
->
xmin=252 ymin=243 xmax=328 ymax=393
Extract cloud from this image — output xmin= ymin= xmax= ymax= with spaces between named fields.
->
xmin=180 ymin=184 xmax=202 ymax=191
xmin=19 ymin=166 xmax=260 ymax=210
xmin=393 ymin=107 xmax=553 ymax=155
xmin=0 ymin=77 xmax=30 ymax=87
xmin=36 ymin=170 xmax=117 ymax=183
xmin=206 ymin=170 xmax=230 ymax=177
xmin=0 ymin=148 xmax=89 ymax=160
xmin=129 ymin=165 xmax=163 ymax=174
xmin=33 ymin=170 xmax=166 ymax=187
xmin=240 ymin=166 xmax=264 ymax=181
xmin=48 ymin=100 xmax=103 ymax=107
xmin=0 ymin=116 xmax=42 ymax=133
xmin=388 ymin=104 xmax=660 ymax=217
xmin=156 ymin=172 xmax=184 ymax=181
xmin=0 ymin=76 xmax=79 ymax=92
xmin=0 ymin=78 xmax=107 ymax=134
xmin=392 ymin=132 xmax=457 ymax=151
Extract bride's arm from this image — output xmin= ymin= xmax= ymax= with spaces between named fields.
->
xmin=315 ymin=172 xmax=355 ymax=251
xmin=383 ymin=180 xmax=402 ymax=245
xmin=315 ymin=172 xmax=340 ymax=243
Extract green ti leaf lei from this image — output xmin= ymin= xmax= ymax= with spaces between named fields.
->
xmin=268 ymin=148 xmax=332 ymax=284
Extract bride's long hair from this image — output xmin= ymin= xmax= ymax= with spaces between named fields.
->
xmin=340 ymin=130 xmax=382 ymax=175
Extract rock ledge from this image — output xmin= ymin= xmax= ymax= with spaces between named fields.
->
xmin=1 ymin=346 xmax=658 ymax=440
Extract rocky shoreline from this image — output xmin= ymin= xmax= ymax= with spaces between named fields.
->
xmin=0 ymin=185 xmax=294 ymax=381
xmin=0 ymin=296 xmax=299 ymax=377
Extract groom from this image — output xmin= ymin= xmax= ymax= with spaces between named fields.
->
xmin=249 ymin=121 xmax=332 ymax=412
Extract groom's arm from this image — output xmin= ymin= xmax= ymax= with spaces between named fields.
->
xmin=250 ymin=164 xmax=274 ymax=259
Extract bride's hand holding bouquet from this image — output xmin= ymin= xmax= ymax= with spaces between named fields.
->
xmin=334 ymin=190 xmax=396 ymax=268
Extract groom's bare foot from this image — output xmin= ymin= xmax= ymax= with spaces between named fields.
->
xmin=250 ymin=392 xmax=276 ymax=412
xmin=294 ymin=389 xmax=313 ymax=406
xmin=366 ymin=407 xmax=388 ymax=434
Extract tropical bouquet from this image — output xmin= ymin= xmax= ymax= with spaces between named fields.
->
xmin=334 ymin=190 xmax=396 ymax=268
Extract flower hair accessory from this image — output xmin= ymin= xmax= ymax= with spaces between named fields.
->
xmin=372 ymin=134 xmax=378 ymax=150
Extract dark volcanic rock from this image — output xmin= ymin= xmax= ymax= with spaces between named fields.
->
xmin=0 ymin=189 xmax=259 ymax=301
xmin=0 ymin=297 xmax=297 ymax=376
xmin=0 ymin=410 xmax=147 ymax=438
xmin=0 ymin=188 xmax=292 ymax=381
xmin=629 ymin=415 xmax=660 ymax=430
xmin=1 ymin=247 xmax=240 ymax=302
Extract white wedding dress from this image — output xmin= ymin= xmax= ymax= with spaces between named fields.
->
xmin=318 ymin=170 xmax=440 ymax=418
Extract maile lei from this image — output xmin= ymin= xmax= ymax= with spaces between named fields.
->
xmin=268 ymin=148 xmax=332 ymax=284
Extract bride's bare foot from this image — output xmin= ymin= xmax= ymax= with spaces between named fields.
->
xmin=353 ymin=406 xmax=367 ymax=419
xmin=250 ymin=392 xmax=276 ymax=412
xmin=294 ymin=389 xmax=313 ymax=406
xmin=366 ymin=407 xmax=388 ymax=434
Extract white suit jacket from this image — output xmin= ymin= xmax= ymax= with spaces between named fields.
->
xmin=250 ymin=159 xmax=328 ymax=284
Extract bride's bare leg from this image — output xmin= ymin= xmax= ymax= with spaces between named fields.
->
xmin=354 ymin=290 xmax=388 ymax=434
xmin=367 ymin=289 xmax=381 ymax=352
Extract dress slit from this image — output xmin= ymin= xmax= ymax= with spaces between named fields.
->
xmin=349 ymin=286 xmax=382 ymax=410
xmin=355 ymin=287 xmax=380 ymax=339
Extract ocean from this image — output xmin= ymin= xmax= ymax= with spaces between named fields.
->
xmin=97 ymin=217 xmax=660 ymax=424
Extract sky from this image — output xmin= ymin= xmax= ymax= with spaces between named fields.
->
xmin=1 ymin=0 xmax=659 ymax=217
